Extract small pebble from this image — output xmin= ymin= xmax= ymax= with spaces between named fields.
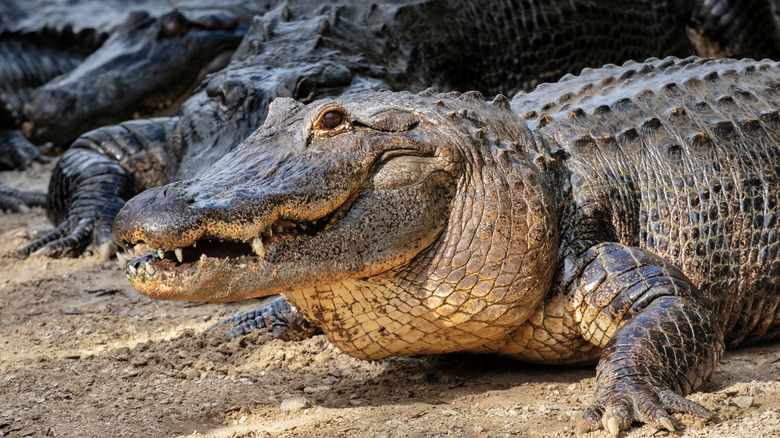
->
xmin=280 ymin=397 xmax=312 ymax=411
xmin=733 ymin=396 xmax=754 ymax=409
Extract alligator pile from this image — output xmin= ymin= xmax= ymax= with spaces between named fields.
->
xmin=4 ymin=0 xmax=780 ymax=436
xmin=10 ymin=0 xmax=779 ymax=254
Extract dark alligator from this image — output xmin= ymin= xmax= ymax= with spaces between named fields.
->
xmin=113 ymin=56 xmax=780 ymax=435
xmin=0 ymin=0 xmax=122 ymax=170
xmin=20 ymin=0 xmax=270 ymax=149
xmin=0 ymin=0 xmax=270 ymax=175
xmin=7 ymin=0 xmax=716 ymax=247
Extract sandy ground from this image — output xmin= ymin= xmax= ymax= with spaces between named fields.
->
xmin=1 ymin=162 xmax=780 ymax=438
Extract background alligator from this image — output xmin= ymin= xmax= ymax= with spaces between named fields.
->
xmin=7 ymin=0 xmax=759 ymax=249
xmin=112 ymin=56 xmax=780 ymax=435
xmin=0 ymin=0 xmax=126 ymax=170
xmin=5 ymin=0 xmax=780 ymax=172
xmin=0 ymin=0 xmax=270 ymax=171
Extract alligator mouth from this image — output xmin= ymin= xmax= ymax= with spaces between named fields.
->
xmin=118 ymin=215 xmax=331 ymax=285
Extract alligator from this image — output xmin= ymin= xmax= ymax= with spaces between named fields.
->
xmin=20 ymin=0 xmax=270 ymax=149
xmin=7 ymin=0 xmax=720 ymax=247
xmin=0 ymin=0 xmax=270 ymax=175
xmin=0 ymin=0 xmax=118 ymax=170
xmin=112 ymin=56 xmax=780 ymax=435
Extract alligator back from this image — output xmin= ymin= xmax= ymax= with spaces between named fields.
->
xmin=514 ymin=57 xmax=780 ymax=346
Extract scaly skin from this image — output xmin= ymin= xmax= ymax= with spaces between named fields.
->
xmin=114 ymin=57 xmax=780 ymax=435
xmin=22 ymin=1 xmax=268 ymax=148
xmin=14 ymin=2 xmax=401 ymax=257
xmin=13 ymin=0 xmax=780 ymax=252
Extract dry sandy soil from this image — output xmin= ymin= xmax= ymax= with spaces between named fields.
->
xmin=1 ymin=162 xmax=780 ymax=438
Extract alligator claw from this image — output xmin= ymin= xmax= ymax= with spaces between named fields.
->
xmin=0 ymin=182 xmax=46 ymax=213
xmin=578 ymin=383 xmax=713 ymax=435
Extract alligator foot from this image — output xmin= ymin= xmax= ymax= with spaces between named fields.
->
xmin=0 ymin=130 xmax=50 ymax=170
xmin=576 ymin=297 xmax=722 ymax=436
xmin=210 ymin=295 xmax=320 ymax=341
xmin=0 ymin=182 xmax=46 ymax=212
xmin=16 ymin=147 xmax=132 ymax=259
xmin=17 ymin=217 xmax=96 ymax=258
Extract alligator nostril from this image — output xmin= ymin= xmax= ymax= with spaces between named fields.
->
xmin=219 ymin=79 xmax=248 ymax=111
xmin=293 ymin=77 xmax=314 ymax=102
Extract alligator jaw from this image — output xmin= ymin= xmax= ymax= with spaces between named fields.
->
xmin=116 ymin=216 xmax=331 ymax=301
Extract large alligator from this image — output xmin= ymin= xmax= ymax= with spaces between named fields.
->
xmin=5 ymin=0 xmax=780 ymax=171
xmin=112 ymin=56 xmax=780 ymax=435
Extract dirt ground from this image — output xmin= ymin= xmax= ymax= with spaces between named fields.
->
xmin=1 ymin=162 xmax=780 ymax=438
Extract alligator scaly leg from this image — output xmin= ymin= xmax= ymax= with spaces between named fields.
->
xmin=0 ymin=130 xmax=51 ymax=171
xmin=0 ymin=182 xmax=46 ymax=212
xmin=209 ymin=295 xmax=320 ymax=341
xmin=17 ymin=118 xmax=175 ymax=259
xmin=566 ymin=243 xmax=723 ymax=435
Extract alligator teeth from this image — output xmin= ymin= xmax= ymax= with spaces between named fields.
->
xmin=128 ymin=264 xmax=137 ymax=276
xmin=158 ymin=249 xmax=165 ymax=259
xmin=116 ymin=252 xmax=128 ymax=267
xmin=175 ymin=247 xmax=183 ymax=263
xmin=265 ymin=228 xmax=273 ymax=237
xmin=275 ymin=224 xmax=284 ymax=233
xmin=146 ymin=265 xmax=156 ymax=276
xmin=251 ymin=237 xmax=265 ymax=258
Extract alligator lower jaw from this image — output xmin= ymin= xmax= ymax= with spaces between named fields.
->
xmin=121 ymin=250 xmax=266 ymax=302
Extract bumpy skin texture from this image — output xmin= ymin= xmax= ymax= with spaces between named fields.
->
xmin=10 ymin=0 xmax=701 ymax=253
xmin=113 ymin=57 xmax=780 ymax=435
xmin=21 ymin=1 xmax=268 ymax=148
xmin=16 ymin=2 xmax=406 ymax=257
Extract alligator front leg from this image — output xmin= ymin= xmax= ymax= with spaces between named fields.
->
xmin=210 ymin=295 xmax=320 ymax=341
xmin=567 ymin=243 xmax=724 ymax=435
xmin=0 ymin=130 xmax=50 ymax=171
xmin=17 ymin=118 xmax=175 ymax=259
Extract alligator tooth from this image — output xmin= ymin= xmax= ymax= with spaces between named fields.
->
xmin=175 ymin=247 xmax=183 ymax=263
xmin=146 ymin=266 xmax=156 ymax=276
xmin=116 ymin=252 xmax=127 ymax=267
xmin=265 ymin=227 xmax=273 ymax=237
xmin=251 ymin=237 xmax=265 ymax=258
xmin=128 ymin=264 xmax=137 ymax=276
xmin=192 ymin=241 xmax=197 ymax=248
xmin=299 ymin=224 xmax=307 ymax=230
xmin=275 ymin=224 xmax=284 ymax=233
xmin=158 ymin=249 xmax=165 ymax=259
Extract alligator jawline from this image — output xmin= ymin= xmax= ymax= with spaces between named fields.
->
xmin=121 ymin=216 xmax=329 ymax=281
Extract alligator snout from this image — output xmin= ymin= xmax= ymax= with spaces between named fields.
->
xmin=113 ymin=184 xmax=201 ymax=250
xmin=23 ymin=88 xmax=77 ymax=144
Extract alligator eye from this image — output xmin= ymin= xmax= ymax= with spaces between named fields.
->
xmin=159 ymin=12 xmax=189 ymax=38
xmin=320 ymin=109 xmax=344 ymax=130
xmin=311 ymin=106 xmax=350 ymax=138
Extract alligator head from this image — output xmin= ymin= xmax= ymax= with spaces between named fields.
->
xmin=114 ymin=90 xmax=560 ymax=358
xmin=22 ymin=6 xmax=251 ymax=148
